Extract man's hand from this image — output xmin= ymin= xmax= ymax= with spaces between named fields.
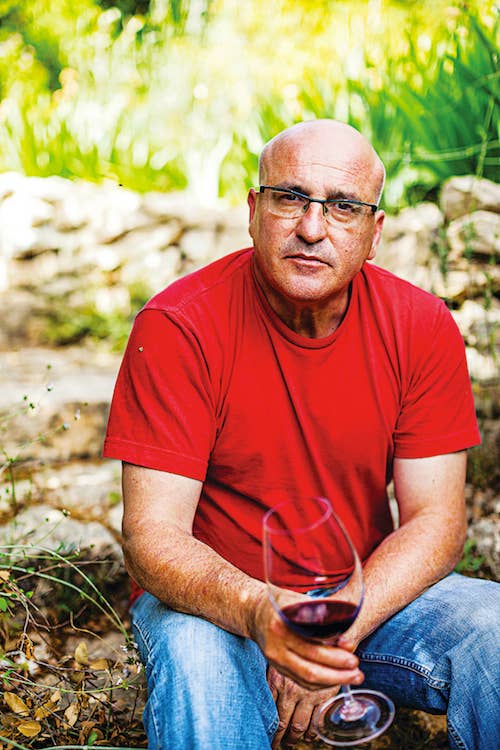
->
xmin=250 ymin=590 xmax=363 ymax=691
xmin=268 ymin=666 xmax=340 ymax=749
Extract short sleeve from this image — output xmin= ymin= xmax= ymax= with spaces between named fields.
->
xmin=103 ymin=308 xmax=217 ymax=480
xmin=394 ymin=301 xmax=480 ymax=458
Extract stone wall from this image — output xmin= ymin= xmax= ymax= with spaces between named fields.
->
xmin=0 ymin=173 xmax=498 ymax=577
xmin=0 ymin=172 xmax=498 ymax=382
xmin=0 ymin=173 xmax=249 ymax=348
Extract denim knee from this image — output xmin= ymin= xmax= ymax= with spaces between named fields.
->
xmin=130 ymin=592 xmax=278 ymax=750
xmin=358 ymin=574 xmax=500 ymax=750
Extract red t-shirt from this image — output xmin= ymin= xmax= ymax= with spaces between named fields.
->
xmin=103 ymin=248 xmax=480 ymax=600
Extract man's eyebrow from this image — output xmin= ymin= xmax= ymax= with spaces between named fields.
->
xmin=274 ymin=184 xmax=362 ymax=201
xmin=273 ymin=183 xmax=309 ymax=194
xmin=326 ymin=190 xmax=361 ymax=202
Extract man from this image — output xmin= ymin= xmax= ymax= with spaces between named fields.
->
xmin=104 ymin=120 xmax=499 ymax=750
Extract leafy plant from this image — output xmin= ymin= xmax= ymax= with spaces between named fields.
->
xmin=0 ymin=373 xmax=146 ymax=747
xmin=0 ymin=1 xmax=497 ymax=208
xmin=0 ymin=544 xmax=145 ymax=747
xmin=455 ymin=538 xmax=486 ymax=576
xmin=40 ymin=282 xmax=151 ymax=349
xmin=0 ymin=375 xmax=76 ymax=519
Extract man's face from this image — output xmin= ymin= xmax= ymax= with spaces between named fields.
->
xmin=248 ymin=124 xmax=385 ymax=326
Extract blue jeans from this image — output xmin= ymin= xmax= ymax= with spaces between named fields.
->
xmin=131 ymin=573 xmax=499 ymax=749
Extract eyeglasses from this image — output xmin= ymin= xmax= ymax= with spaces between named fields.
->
xmin=257 ymin=186 xmax=378 ymax=225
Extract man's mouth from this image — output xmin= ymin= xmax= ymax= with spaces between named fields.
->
xmin=286 ymin=253 xmax=327 ymax=266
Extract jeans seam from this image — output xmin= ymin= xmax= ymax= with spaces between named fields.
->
xmin=131 ymin=619 xmax=165 ymax=748
xmin=358 ymin=653 xmax=449 ymax=689
xmin=132 ymin=616 xmax=156 ymax=669
xmin=448 ymin=720 xmax=467 ymax=750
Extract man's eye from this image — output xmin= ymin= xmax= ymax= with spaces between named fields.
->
xmin=276 ymin=192 xmax=299 ymax=202
xmin=334 ymin=201 xmax=356 ymax=213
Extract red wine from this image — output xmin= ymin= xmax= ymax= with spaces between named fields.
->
xmin=281 ymin=599 xmax=359 ymax=642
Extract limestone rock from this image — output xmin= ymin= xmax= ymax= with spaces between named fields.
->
xmin=428 ymin=261 xmax=500 ymax=305
xmin=465 ymin=347 xmax=499 ymax=383
xmin=120 ymin=245 xmax=182 ymax=290
xmin=0 ymin=347 xmax=119 ymax=461
xmin=447 ymin=211 xmax=500 ymax=259
xmin=0 ymin=170 xmax=26 ymax=199
xmin=52 ymin=181 xmax=143 ymax=241
xmin=451 ymin=299 xmax=500 ymax=351
xmin=441 ymin=176 xmax=500 ymax=221
xmin=179 ymin=228 xmax=217 ymax=261
xmin=212 ymin=230 xmax=251 ymax=260
xmin=0 ymin=192 xmax=53 ymax=258
xmin=142 ymin=190 xmax=220 ymax=228
xmin=88 ymin=222 xmax=183 ymax=270
xmin=0 ymin=504 xmax=121 ymax=560
xmin=375 ymin=202 xmax=443 ymax=285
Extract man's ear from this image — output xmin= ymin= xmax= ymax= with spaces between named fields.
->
xmin=248 ymin=188 xmax=257 ymax=221
xmin=248 ymin=189 xmax=257 ymax=240
xmin=368 ymin=210 xmax=385 ymax=260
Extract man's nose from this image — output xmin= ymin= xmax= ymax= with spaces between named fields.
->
xmin=296 ymin=202 xmax=328 ymax=243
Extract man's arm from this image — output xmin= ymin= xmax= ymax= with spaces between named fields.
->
xmin=264 ymin=450 xmax=468 ymax=747
xmin=121 ymin=462 xmax=363 ymax=689
xmin=342 ymin=450 xmax=467 ymax=648
xmin=122 ymin=453 xmax=467 ymax=748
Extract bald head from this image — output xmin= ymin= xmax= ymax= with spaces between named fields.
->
xmin=259 ymin=119 xmax=385 ymax=203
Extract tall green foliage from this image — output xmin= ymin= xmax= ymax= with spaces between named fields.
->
xmin=0 ymin=0 xmax=497 ymax=207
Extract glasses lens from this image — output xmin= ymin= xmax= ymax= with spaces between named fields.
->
xmin=261 ymin=189 xmax=374 ymax=225
xmin=325 ymin=201 xmax=370 ymax=224
xmin=266 ymin=189 xmax=307 ymax=219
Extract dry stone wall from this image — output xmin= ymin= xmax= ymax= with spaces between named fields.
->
xmin=0 ymin=172 xmax=498 ymax=380
xmin=0 ymin=173 xmax=498 ymax=577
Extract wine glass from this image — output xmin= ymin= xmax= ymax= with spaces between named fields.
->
xmin=263 ymin=496 xmax=395 ymax=746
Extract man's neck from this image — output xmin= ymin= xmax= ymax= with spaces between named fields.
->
xmin=254 ymin=270 xmax=351 ymax=339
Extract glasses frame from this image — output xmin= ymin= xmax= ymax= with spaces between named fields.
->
xmin=257 ymin=185 xmax=378 ymax=219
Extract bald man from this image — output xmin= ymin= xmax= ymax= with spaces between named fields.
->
xmin=104 ymin=120 xmax=498 ymax=750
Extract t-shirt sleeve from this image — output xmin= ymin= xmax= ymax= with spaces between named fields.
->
xmin=103 ymin=308 xmax=216 ymax=480
xmin=393 ymin=300 xmax=480 ymax=458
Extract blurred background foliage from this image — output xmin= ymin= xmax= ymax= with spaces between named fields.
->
xmin=0 ymin=0 xmax=498 ymax=209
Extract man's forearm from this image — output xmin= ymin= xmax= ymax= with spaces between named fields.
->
xmin=345 ymin=508 xmax=466 ymax=648
xmin=124 ymin=523 xmax=267 ymax=640
xmin=120 ymin=463 xmax=364 ymax=691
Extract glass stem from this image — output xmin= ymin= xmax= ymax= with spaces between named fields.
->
xmin=339 ymin=684 xmax=367 ymax=721
xmin=342 ymin=684 xmax=356 ymax=705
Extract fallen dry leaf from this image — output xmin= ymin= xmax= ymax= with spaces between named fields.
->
xmin=74 ymin=640 xmax=88 ymax=666
xmin=90 ymin=658 xmax=109 ymax=670
xmin=17 ymin=719 xmax=42 ymax=738
xmin=21 ymin=635 xmax=35 ymax=660
xmin=69 ymin=670 xmax=85 ymax=685
xmin=64 ymin=701 xmax=79 ymax=727
xmin=34 ymin=702 xmax=54 ymax=720
xmin=3 ymin=691 xmax=30 ymax=716
xmin=78 ymin=720 xmax=99 ymax=744
xmin=50 ymin=690 xmax=62 ymax=705
xmin=0 ymin=570 xmax=10 ymax=582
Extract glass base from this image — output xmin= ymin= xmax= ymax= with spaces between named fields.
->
xmin=315 ymin=689 xmax=395 ymax=746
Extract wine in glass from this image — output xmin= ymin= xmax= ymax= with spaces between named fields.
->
xmin=263 ymin=496 xmax=395 ymax=746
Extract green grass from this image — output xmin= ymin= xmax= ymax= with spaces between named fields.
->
xmin=0 ymin=1 xmax=497 ymax=209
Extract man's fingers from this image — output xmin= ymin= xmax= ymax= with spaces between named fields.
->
xmin=272 ymin=649 xmax=364 ymax=690
xmin=305 ymin=698 xmax=335 ymax=742
xmin=272 ymin=691 xmax=295 ymax=749
xmin=292 ymin=640 xmax=360 ymax=670
xmin=281 ymin=702 xmax=316 ymax=746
